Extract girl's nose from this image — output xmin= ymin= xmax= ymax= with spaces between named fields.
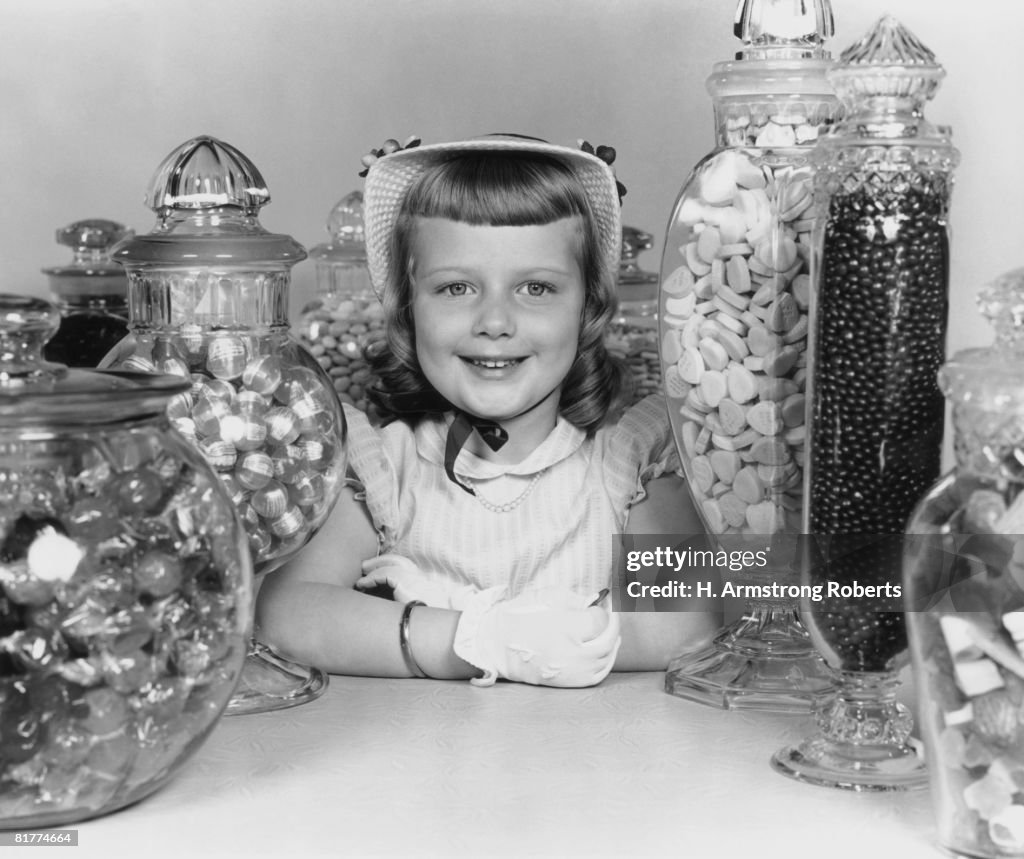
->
xmin=472 ymin=292 xmax=516 ymax=338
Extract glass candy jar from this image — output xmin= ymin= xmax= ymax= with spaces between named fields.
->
xmin=773 ymin=16 xmax=958 ymax=791
xmin=41 ymin=219 xmax=132 ymax=368
xmin=0 ymin=295 xmax=251 ymax=828
xmin=103 ymin=136 xmax=347 ymax=715
xmin=905 ymin=269 xmax=1024 ymax=856
xmin=605 ymin=226 xmax=660 ymax=406
xmin=297 ymin=190 xmax=383 ymax=418
xmin=660 ymin=0 xmax=840 ymax=712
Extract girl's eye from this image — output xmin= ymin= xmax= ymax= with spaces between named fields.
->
xmin=440 ymin=282 xmax=470 ymax=296
xmin=521 ymin=281 xmax=554 ymax=298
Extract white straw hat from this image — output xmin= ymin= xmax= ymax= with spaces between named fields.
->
xmin=362 ymin=134 xmax=623 ymax=300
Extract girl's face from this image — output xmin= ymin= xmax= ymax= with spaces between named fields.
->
xmin=410 ymin=216 xmax=585 ymax=449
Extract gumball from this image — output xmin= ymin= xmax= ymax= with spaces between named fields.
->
xmin=192 ymin=396 xmax=231 ymax=438
xmin=120 ymin=354 xmax=158 ymax=373
xmin=235 ymin=451 xmax=274 ymax=491
xmin=289 ymin=472 xmax=324 ymax=507
xmin=114 ymin=469 xmax=165 ymax=514
xmin=231 ymin=416 xmax=267 ymax=452
xmin=133 ymin=550 xmax=184 ymax=597
xmin=265 ymin=406 xmax=300 ymax=445
xmin=251 ymin=481 xmax=289 ymax=519
xmin=166 ymin=391 xmax=194 ymax=421
xmin=198 ymin=438 xmax=237 ymax=472
xmin=79 ymin=686 xmax=130 ymax=735
xmin=170 ymin=417 xmax=198 ymax=445
xmin=268 ymin=506 xmax=306 ymax=539
xmin=271 ymin=444 xmax=306 ymax=484
xmin=242 ymin=355 xmax=283 ymax=396
xmin=206 ymin=336 xmax=247 ymax=380
xmin=235 ymin=390 xmax=268 ymax=418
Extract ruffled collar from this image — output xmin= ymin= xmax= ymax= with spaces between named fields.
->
xmin=415 ymin=411 xmax=586 ymax=481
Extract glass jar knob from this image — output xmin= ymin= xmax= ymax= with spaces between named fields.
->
xmin=0 ymin=294 xmax=64 ymax=384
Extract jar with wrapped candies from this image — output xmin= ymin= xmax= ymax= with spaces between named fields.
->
xmin=41 ymin=218 xmax=132 ymax=368
xmin=102 ymin=136 xmax=347 ymax=715
xmin=605 ymin=226 xmax=660 ymax=406
xmin=297 ymin=190 xmax=383 ymax=418
xmin=0 ymin=294 xmax=251 ymax=828
xmin=772 ymin=16 xmax=958 ymax=791
xmin=903 ymin=269 xmax=1024 ymax=852
xmin=660 ymin=0 xmax=840 ymax=712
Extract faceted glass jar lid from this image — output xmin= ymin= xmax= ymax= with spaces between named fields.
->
xmin=112 ymin=135 xmax=306 ymax=269
xmin=940 ymin=269 xmax=1024 ymax=414
xmin=0 ymin=294 xmax=186 ymax=426
xmin=42 ymin=219 xmax=132 ymax=278
xmin=308 ymin=190 xmax=368 ymax=265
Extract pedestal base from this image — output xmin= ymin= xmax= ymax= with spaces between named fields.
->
xmin=664 ymin=606 xmax=837 ymax=714
xmin=226 ymin=639 xmax=329 ymax=716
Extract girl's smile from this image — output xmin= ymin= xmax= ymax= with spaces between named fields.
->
xmin=410 ymin=216 xmax=586 ymax=457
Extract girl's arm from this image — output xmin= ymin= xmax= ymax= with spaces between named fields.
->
xmin=615 ymin=474 xmax=722 ymax=671
xmin=255 ymin=486 xmax=480 ymax=679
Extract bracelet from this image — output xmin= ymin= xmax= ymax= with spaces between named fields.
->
xmin=400 ymin=600 xmax=428 ymax=678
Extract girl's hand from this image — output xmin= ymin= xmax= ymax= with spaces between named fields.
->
xmin=356 ymin=553 xmax=477 ymax=609
xmin=453 ymin=587 xmax=621 ymax=688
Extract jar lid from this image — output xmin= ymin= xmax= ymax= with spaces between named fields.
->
xmin=0 ymin=294 xmax=187 ymax=426
xmin=111 ymin=135 xmax=306 ymax=269
xmin=940 ymin=269 xmax=1024 ymax=412
xmin=308 ymin=191 xmax=368 ymax=265
xmin=42 ymin=219 xmax=132 ymax=280
xmin=708 ymin=0 xmax=836 ymax=99
xmin=828 ymin=16 xmax=945 ymax=110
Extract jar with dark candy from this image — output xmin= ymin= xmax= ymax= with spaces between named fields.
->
xmin=0 ymin=294 xmax=252 ymax=828
xmin=296 ymin=190 xmax=383 ymax=418
xmin=102 ymin=136 xmax=346 ymax=715
xmin=660 ymin=0 xmax=839 ymax=713
xmin=773 ymin=15 xmax=958 ymax=792
xmin=905 ymin=269 xmax=1024 ymax=857
xmin=41 ymin=219 xmax=132 ymax=368
xmin=605 ymin=226 xmax=660 ymax=406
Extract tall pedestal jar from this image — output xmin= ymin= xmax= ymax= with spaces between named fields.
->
xmin=102 ymin=136 xmax=347 ymax=716
xmin=41 ymin=219 xmax=132 ymax=368
xmin=0 ymin=295 xmax=251 ymax=827
xmin=660 ymin=0 xmax=839 ymax=712
xmin=773 ymin=16 xmax=959 ymax=790
xmin=904 ymin=269 xmax=1024 ymax=857
xmin=296 ymin=191 xmax=384 ymax=419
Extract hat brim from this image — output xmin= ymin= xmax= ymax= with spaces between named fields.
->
xmin=362 ymin=135 xmax=623 ymax=300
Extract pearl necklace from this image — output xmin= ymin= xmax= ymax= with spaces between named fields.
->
xmin=463 ymin=469 xmax=547 ymax=513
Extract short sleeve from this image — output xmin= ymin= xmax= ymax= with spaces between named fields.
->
xmin=598 ymin=394 xmax=682 ymax=512
xmin=340 ymin=404 xmax=402 ymax=551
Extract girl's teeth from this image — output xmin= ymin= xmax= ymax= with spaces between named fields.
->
xmin=472 ymin=359 xmax=518 ymax=368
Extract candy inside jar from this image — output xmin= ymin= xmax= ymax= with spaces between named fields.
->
xmin=103 ymin=135 xmax=347 ymax=715
xmin=297 ymin=190 xmax=384 ymax=418
xmin=0 ymin=294 xmax=252 ymax=829
xmin=905 ymin=268 xmax=1024 ymax=856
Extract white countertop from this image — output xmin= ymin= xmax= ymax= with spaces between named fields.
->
xmin=71 ymin=672 xmax=941 ymax=859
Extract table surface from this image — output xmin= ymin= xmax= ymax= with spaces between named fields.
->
xmin=69 ymin=671 xmax=942 ymax=859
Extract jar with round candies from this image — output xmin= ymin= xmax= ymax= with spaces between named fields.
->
xmin=41 ymin=218 xmax=133 ymax=368
xmin=0 ymin=294 xmax=252 ymax=828
xmin=660 ymin=0 xmax=840 ymax=712
xmin=296 ymin=190 xmax=383 ymax=418
xmin=605 ymin=226 xmax=660 ymax=406
xmin=102 ymin=136 xmax=347 ymax=714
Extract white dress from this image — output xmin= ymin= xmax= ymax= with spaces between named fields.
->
xmin=343 ymin=395 xmax=680 ymax=598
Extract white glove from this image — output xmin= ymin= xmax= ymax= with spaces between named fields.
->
xmin=454 ymin=586 xmax=621 ymax=688
xmin=355 ymin=553 xmax=478 ymax=610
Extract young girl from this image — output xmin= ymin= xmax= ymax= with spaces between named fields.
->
xmin=256 ymin=134 xmax=720 ymax=687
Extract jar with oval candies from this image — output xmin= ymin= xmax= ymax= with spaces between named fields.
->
xmin=661 ymin=0 xmax=840 ymax=713
xmin=297 ymin=190 xmax=383 ymax=418
xmin=773 ymin=15 xmax=959 ymax=793
xmin=605 ymin=226 xmax=660 ymax=406
xmin=0 ymin=294 xmax=252 ymax=828
xmin=102 ymin=136 xmax=347 ymax=715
